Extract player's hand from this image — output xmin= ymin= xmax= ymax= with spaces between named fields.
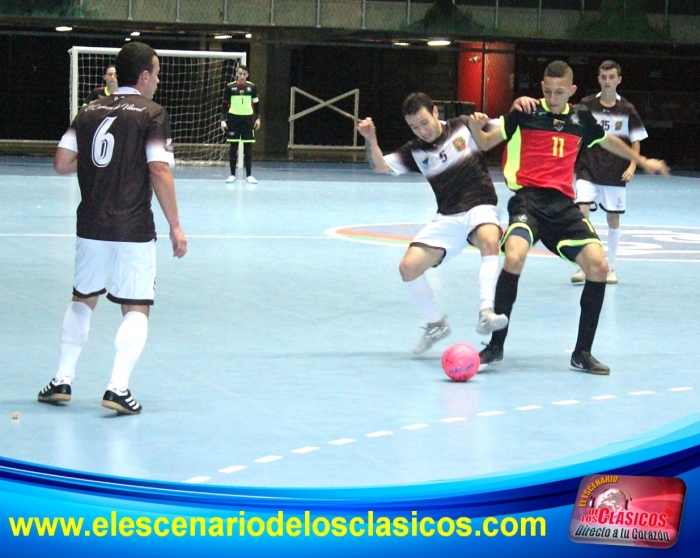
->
xmin=621 ymin=164 xmax=636 ymax=182
xmin=170 ymin=226 xmax=187 ymax=258
xmin=356 ymin=117 xmax=377 ymax=141
xmin=512 ymin=96 xmax=539 ymax=113
xmin=467 ymin=113 xmax=490 ymax=130
xmin=220 ymin=121 xmax=227 ymax=133
xmin=640 ymin=158 xmax=670 ymax=176
xmin=254 ymin=118 xmax=261 ymax=131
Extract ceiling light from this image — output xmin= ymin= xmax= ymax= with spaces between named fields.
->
xmin=130 ymin=31 xmax=141 ymax=37
xmin=215 ymin=34 xmax=232 ymax=40
xmin=56 ymin=26 xmax=73 ymax=32
xmin=125 ymin=37 xmax=131 ymax=42
xmin=393 ymin=42 xmax=410 ymax=46
xmin=427 ymin=39 xmax=451 ymax=47
xmin=245 ymin=33 xmax=252 ymax=39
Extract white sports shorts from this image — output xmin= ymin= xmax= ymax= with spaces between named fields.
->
xmin=410 ymin=204 xmax=502 ymax=265
xmin=575 ymin=179 xmax=626 ymax=214
xmin=73 ymin=238 xmax=156 ymax=305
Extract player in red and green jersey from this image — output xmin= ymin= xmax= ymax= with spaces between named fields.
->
xmin=467 ymin=60 xmax=669 ymax=375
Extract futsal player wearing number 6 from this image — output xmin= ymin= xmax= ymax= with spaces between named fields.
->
xmin=467 ymin=60 xmax=669 ymax=375
xmin=38 ymin=42 xmax=187 ymax=414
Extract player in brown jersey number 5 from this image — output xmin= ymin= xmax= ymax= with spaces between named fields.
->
xmin=358 ymin=93 xmax=508 ymax=355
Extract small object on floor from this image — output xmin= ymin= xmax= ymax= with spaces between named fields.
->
xmin=442 ymin=342 xmax=480 ymax=382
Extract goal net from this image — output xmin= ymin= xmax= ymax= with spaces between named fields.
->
xmin=69 ymin=46 xmax=246 ymax=164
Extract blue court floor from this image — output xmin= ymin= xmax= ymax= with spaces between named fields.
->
xmin=1 ymin=157 xmax=699 ymax=488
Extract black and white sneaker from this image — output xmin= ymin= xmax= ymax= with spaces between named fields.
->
xmin=102 ymin=389 xmax=143 ymax=415
xmin=38 ymin=379 xmax=72 ymax=403
xmin=478 ymin=343 xmax=504 ymax=371
xmin=571 ymin=351 xmax=610 ymax=375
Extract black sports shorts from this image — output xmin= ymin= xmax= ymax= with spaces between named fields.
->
xmin=503 ymin=187 xmax=601 ymax=261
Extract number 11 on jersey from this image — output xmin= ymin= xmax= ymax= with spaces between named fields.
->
xmin=552 ymin=136 xmax=565 ymax=158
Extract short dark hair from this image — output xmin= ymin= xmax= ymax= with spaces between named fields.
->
xmin=104 ymin=64 xmax=116 ymax=73
xmin=402 ymin=92 xmax=435 ymax=116
xmin=238 ymin=64 xmax=249 ymax=73
xmin=544 ymin=60 xmax=573 ymax=80
xmin=599 ymin=60 xmax=621 ymax=76
xmin=115 ymin=42 xmax=157 ymax=87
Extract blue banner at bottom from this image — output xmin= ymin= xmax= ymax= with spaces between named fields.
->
xmin=2 ymin=414 xmax=700 ymax=556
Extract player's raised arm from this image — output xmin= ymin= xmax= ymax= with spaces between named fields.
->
xmin=600 ymin=134 xmax=670 ymax=176
xmin=466 ymin=114 xmax=505 ymax=152
xmin=511 ymin=96 xmax=540 ymax=113
xmin=357 ymin=117 xmax=391 ymax=174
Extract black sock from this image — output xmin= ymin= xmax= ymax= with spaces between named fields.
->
xmin=574 ymin=280 xmax=606 ymax=355
xmin=490 ymin=269 xmax=520 ymax=348
xmin=244 ymin=143 xmax=253 ymax=177
xmin=229 ymin=144 xmax=238 ymax=175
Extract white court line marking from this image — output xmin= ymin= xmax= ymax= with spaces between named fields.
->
xmin=183 ymin=476 xmax=211 ymax=484
xmin=254 ymin=455 xmax=283 ymax=463
xmin=291 ymin=446 xmax=319 ymax=454
xmin=189 ymin=235 xmax=330 ymax=240
xmin=218 ymin=465 xmax=247 ymax=474
xmin=402 ymin=424 xmax=429 ymax=430
xmin=197 ymin=384 xmax=695 ymax=481
xmin=366 ymin=431 xmax=393 ymax=438
xmin=328 ymin=438 xmax=356 ymax=445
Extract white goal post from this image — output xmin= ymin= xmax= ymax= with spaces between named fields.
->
xmin=69 ymin=46 xmax=246 ymax=164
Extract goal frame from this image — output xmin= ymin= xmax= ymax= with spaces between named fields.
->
xmin=69 ymin=46 xmax=247 ymax=121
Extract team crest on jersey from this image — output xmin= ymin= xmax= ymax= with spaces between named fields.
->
xmin=615 ymin=121 xmax=623 ymax=131
xmin=553 ymin=119 xmax=565 ymax=131
xmin=570 ymin=114 xmax=580 ymax=126
xmin=452 ymin=136 xmax=467 ymax=152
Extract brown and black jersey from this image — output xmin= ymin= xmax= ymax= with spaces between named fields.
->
xmin=575 ymin=93 xmax=648 ymax=187
xmin=384 ymin=116 xmax=498 ymax=215
xmin=57 ymin=87 xmax=174 ymax=242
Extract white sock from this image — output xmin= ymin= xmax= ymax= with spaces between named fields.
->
xmin=55 ymin=301 xmax=92 ymax=384
xmin=108 ymin=311 xmax=148 ymax=393
xmin=607 ymin=227 xmax=620 ymax=270
xmin=405 ymin=275 xmax=443 ymax=323
xmin=478 ymin=255 xmax=500 ymax=310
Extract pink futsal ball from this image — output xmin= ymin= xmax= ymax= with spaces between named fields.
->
xmin=442 ymin=343 xmax=480 ymax=382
